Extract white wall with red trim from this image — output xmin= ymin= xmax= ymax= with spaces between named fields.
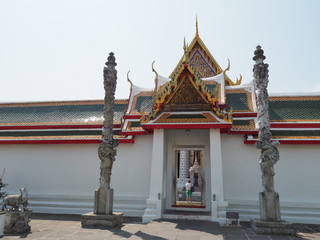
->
xmin=0 ymin=135 xmax=153 ymax=216
xmin=221 ymin=134 xmax=320 ymax=224
xmin=1 ymin=132 xmax=320 ymax=224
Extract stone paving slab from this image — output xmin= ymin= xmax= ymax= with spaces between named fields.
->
xmin=1 ymin=214 xmax=320 ymax=240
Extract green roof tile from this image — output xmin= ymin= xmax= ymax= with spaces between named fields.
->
xmin=130 ymin=122 xmax=141 ymax=127
xmin=0 ymin=103 xmax=126 ymax=124
xmin=226 ymin=93 xmax=250 ymax=111
xmin=269 ymin=100 xmax=320 ymax=120
xmin=133 ymin=96 xmax=152 ymax=113
xmin=232 ymin=120 xmax=251 ymax=126
xmin=0 ymin=130 xmax=102 ymax=137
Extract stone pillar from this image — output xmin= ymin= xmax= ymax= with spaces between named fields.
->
xmin=142 ymin=129 xmax=165 ymax=223
xmin=81 ymin=52 xmax=123 ymax=228
xmin=177 ymin=150 xmax=190 ymax=193
xmin=251 ymin=46 xmax=294 ymax=235
xmin=209 ymin=128 xmax=228 ymax=223
xmin=252 ymin=45 xmax=281 ymax=221
xmin=179 ymin=150 xmax=190 ymax=179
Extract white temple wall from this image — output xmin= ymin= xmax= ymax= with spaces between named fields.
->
xmin=221 ymin=134 xmax=320 ymax=224
xmin=0 ymin=135 xmax=153 ymax=216
xmin=1 ymin=132 xmax=320 ymax=223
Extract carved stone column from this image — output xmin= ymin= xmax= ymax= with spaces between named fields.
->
xmin=251 ymin=46 xmax=294 ymax=235
xmin=82 ymin=52 xmax=123 ymax=228
xmin=253 ymin=46 xmax=281 ymax=221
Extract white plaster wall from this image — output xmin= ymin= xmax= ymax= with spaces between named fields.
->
xmin=0 ymin=135 xmax=152 ymax=216
xmin=221 ymin=134 xmax=320 ymax=224
xmin=221 ymin=134 xmax=260 ymax=201
xmin=112 ymin=135 xmax=153 ymax=207
xmin=0 ymin=144 xmax=99 ymax=196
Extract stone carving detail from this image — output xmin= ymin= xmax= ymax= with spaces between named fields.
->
xmin=2 ymin=188 xmax=28 ymax=211
xmin=2 ymin=188 xmax=31 ymax=234
xmin=98 ymin=52 xmax=119 ymax=189
xmin=253 ymin=45 xmax=279 ymax=193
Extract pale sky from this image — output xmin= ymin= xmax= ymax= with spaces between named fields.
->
xmin=0 ymin=0 xmax=319 ymax=102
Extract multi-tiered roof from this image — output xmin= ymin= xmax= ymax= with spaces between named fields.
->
xmin=1 ymin=24 xmax=319 ymax=144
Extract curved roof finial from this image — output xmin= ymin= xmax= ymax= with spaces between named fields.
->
xmin=183 ymin=37 xmax=189 ymax=64
xmin=236 ymin=74 xmax=242 ymax=85
xmin=224 ymin=58 xmax=230 ymax=73
xmin=152 ymin=60 xmax=158 ymax=87
xmin=195 ymin=15 xmax=199 ymax=38
xmin=152 ymin=61 xmax=158 ymax=78
xmin=127 ymin=70 xmax=133 ymax=90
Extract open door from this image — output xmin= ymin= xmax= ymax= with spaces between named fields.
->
xmin=174 ymin=150 xmax=205 ymax=208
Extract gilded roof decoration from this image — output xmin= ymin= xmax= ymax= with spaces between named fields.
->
xmin=169 ymin=26 xmax=241 ymax=87
xmin=145 ymin=63 xmax=232 ymax=123
xmin=166 ymin=73 xmax=208 ymax=105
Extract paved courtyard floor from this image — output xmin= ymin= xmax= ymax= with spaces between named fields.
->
xmin=1 ymin=214 xmax=320 ymax=240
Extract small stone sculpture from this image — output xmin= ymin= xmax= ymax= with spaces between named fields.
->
xmin=2 ymin=188 xmax=28 ymax=211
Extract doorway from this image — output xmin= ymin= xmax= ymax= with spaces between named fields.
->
xmin=174 ymin=149 xmax=205 ymax=208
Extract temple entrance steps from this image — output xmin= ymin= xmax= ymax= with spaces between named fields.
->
xmin=162 ymin=210 xmax=211 ymax=221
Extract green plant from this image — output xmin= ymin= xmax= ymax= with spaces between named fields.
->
xmin=0 ymin=168 xmax=8 ymax=199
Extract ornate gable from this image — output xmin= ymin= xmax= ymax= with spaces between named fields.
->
xmin=169 ymin=24 xmax=240 ymax=86
xmin=164 ymin=67 xmax=210 ymax=111
xmin=189 ymin=49 xmax=216 ymax=78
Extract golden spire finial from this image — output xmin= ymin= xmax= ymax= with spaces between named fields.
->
xmin=195 ymin=15 xmax=199 ymax=38
xmin=127 ymin=70 xmax=133 ymax=90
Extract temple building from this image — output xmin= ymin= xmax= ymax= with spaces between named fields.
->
xmin=1 ymin=25 xmax=320 ymax=224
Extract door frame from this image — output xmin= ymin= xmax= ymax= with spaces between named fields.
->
xmin=166 ymin=145 xmax=210 ymax=212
